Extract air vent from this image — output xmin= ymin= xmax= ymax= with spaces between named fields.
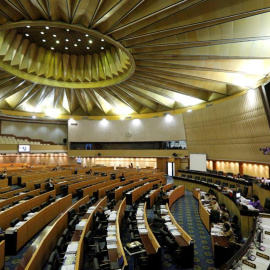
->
xmin=71 ymin=123 xmax=78 ymax=126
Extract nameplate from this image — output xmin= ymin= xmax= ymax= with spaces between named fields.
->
xmin=256 ymin=252 xmax=270 ymax=260
xmin=265 ymin=231 xmax=270 ymax=235
xmin=242 ymin=260 xmax=256 ymax=268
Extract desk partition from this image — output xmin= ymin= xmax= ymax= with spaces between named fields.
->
xmin=6 ymin=194 xmax=72 ymax=254
xmin=0 ymin=187 xmax=27 ymax=199
xmin=0 ymin=190 xmax=55 ymax=230
xmin=0 ymin=179 xmax=8 ymax=188
xmin=18 ymin=196 xmax=89 ymax=270
xmin=168 ymin=185 xmax=185 ymax=208
xmin=0 ymin=187 xmax=11 ymax=194
xmin=0 ymin=240 xmax=4 ymax=270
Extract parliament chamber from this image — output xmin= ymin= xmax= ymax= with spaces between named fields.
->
xmin=0 ymin=0 xmax=270 ymax=269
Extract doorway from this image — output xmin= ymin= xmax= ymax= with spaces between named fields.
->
xmin=167 ymin=162 xmax=175 ymax=177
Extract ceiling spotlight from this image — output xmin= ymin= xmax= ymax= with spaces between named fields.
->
xmin=65 ymin=47 xmax=68 ymax=50
xmin=89 ymin=40 xmax=92 ymax=44
xmin=25 ymin=33 xmax=29 ymax=37
xmin=78 ymin=39 xmax=81 ymax=42
xmin=42 ymin=39 xmax=46 ymax=42
xmin=56 ymin=40 xmax=60 ymax=44
xmin=26 ymin=25 xmax=30 ymax=28
xmin=85 ymin=34 xmax=89 ymax=37
xmin=66 ymin=29 xmax=70 ymax=31
xmin=53 ymin=34 xmax=57 ymax=37
xmin=101 ymin=47 xmax=104 ymax=50
xmin=74 ymin=44 xmax=78 ymax=47
xmin=65 ymin=39 xmax=69 ymax=42
xmin=86 ymin=47 xmax=90 ymax=49
xmin=51 ymin=47 xmax=54 ymax=50
xmin=45 ymin=26 xmax=49 ymax=29
xmin=32 ymin=115 xmax=36 ymax=119
xmin=101 ymin=39 xmax=104 ymax=42
xmin=187 ymin=109 xmax=192 ymax=113
xmin=40 ymin=31 xmax=44 ymax=34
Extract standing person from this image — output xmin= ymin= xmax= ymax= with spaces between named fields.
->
xmin=249 ymin=195 xmax=263 ymax=211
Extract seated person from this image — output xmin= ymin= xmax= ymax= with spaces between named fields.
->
xmin=158 ymin=188 xmax=167 ymax=203
xmin=203 ymin=193 xmax=210 ymax=200
xmin=210 ymin=199 xmax=220 ymax=211
xmin=222 ymin=222 xmax=236 ymax=245
xmin=119 ymin=173 xmax=125 ymax=182
xmin=220 ymin=203 xmax=230 ymax=221
xmin=249 ymin=195 xmax=263 ymax=211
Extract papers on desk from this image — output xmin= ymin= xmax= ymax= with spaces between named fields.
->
xmin=171 ymin=230 xmax=181 ymax=236
xmin=108 ymin=211 xmax=117 ymax=222
xmin=160 ymin=209 xmax=168 ymax=214
xmin=14 ymin=221 xmax=25 ymax=227
xmin=61 ymin=265 xmax=75 ymax=270
xmin=66 ymin=242 xmax=79 ymax=254
xmin=5 ymin=227 xmax=17 ymax=234
xmin=107 ymin=243 xmax=117 ymax=249
xmin=138 ymin=228 xmax=148 ymax=234
xmin=211 ymin=225 xmax=223 ymax=236
xmin=75 ymin=221 xmax=86 ymax=230
xmin=160 ymin=205 xmax=166 ymax=209
xmin=86 ymin=206 xmax=96 ymax=214
xmin=63 ymin=254 xmax=76 ymax=266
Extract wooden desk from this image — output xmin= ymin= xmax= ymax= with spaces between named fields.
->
xmin=0 ymin=186 xmax=11 ymax=194
xmin=199 ymin=200 xmax=211 ymax=232
xmin=75 ymin=197 xmax=108 ymax=270
xmin=5 ymin=194 xmax=72 ymax=254
xmin=0 ymin=240 xmax=4 ymax=270
xmin=168 ymin=185 xmax=185 ymax=208
xmin=0 ymin=190 xmax=55 ymax=230
xmin=126 ymin=178 xmax=166 ymax=205
xmin=211 ymin=235 xmax=230 ymax=268
xmin=0 ymin=187 xmax=27 ymax=199
xmin=193 ymin=188 xmax=201 ymax=200
xmin=0 ymin=189 xmax=40 ymax=209
xmin=0 ymin=179 xmax=8 ymax=188
xmin=18 ymin=196 xmax=89 ymax=270
xmin=252 ymin=183 xmax=270 ymax=207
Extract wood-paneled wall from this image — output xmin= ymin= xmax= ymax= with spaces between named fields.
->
xmin=183 ymin=89 xmax=270 ymax=163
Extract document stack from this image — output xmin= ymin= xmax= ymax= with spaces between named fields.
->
xmin=75 ymin=220 xmax=86 ymax=231
xmin=66 ymin=242 xmax=79 ymax=254
xmin=86 ymin=206 xmax=96 ymax=214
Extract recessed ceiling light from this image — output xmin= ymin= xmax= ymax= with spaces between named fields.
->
xmin=42 ymin=39 xmax=46 ymax=42
xmin=66 ymin=29 xmax=69 ymax=32
xmin=53 ymin=34 xmax=57 ymax=37
xmin=65 ymin=47 xmax=68 ymax=50
xmin=51 ymin=47 xmax=54 ymax=50
xmin=32 ymin=115 xmax=36 ymax=119
xmin=26 ymin=25 xmax=30 ymax=28
xmin=85 ymin=34 xmax=89 ymax=37
xmin=101 ymin=47 xmax=104 ymax=50
xmin=25 ymin=34 xmax=29 ymax=37
xmin=89 ymin=40 xmax=92 ymax=44
xmin=101 ymin=39 xmax=104 ymax=42
xmin=74 ymin=44 xmax=77 ymax=47
xmin=65 ymin=39 xmax=69 ymax=42
xmin=78 ymin=39 xmax=81 ymax=42
xmin=45 ymin=26 xmax=49 ymax=29
xmin=56 ymin=40 xmax=60 ymax=44
xmin=86 ymin=47 xmax=90 ymax=49
xmin=40 ymin=31 xmax=44 ymax=34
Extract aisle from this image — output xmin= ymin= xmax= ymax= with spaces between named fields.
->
xmin=170 ymin=190 xmax=215 ymax=270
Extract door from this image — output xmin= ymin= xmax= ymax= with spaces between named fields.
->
xmin=167 ymin=162 xmax=175 ymax=176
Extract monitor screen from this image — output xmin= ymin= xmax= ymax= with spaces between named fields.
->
xmin=18 ymin=144 xmax=30 ymax=153
xmin=236 ymin=192 xmax=241 ymax=198
xmin=227 ymin=172 xmax=233 ymax=177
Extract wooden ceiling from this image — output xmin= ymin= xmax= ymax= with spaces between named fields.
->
xmin=0 ymin=0 xmax=270 ymax=117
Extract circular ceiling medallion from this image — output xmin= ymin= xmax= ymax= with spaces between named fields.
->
xmin=0 ymin=21 xmax=135 ymax=89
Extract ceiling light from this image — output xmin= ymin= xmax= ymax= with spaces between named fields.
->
xmin=66 ymin=29 xmax=70 ymax=32
xmin=45 ymin=26 xmax=49 ymax=29
xmin=89 ymin=40 xmax=92 ymax=43
xmin=51 ymin=47 xmax=54 ymax=50
xmin=42 ymin=39 xmax=46 ymax=42
xmin=165 ymin=114 xmax=173 ymax=121
xmin=86 ymin=47 xmax=90 ymax=49
xmin=32 ymin=115 xmax=36 ymax=119
xmin=25 ymin=34 xmax=29 ymax=37
xmin=78 ymin=39 xmax=81 ymax=42
xmin=85 ymin=34 xmax=89 ymax=37
xmin=74 ymin=44 xmax=77 ymax=47
xmin=65 ymin=47 xmax=68 ymax=50
xmin=26 ymin=25 xmax=30 ymax=28
xmin=65 ymin=39 xmax=69 ymax=42
xmin=101 ymin=39 xmax=104 ymax=42
xmin=133 ymin=119 xmax=140 ymax=126
xmin=56 ymin=40 xmax=60 ymax=44
xmin=187 ymin=109 xmax=192 ymax=113
xmin=101 ymin=47 xmax=104 ymax=50
xmin=40 ymin=31 xmax=44 ymax=34
xmin=53 ymin=34 xmax=57 ymax=37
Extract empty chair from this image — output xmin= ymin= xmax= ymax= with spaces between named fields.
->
xmin=215 ymin=181 xmax=221 ymax=186
xmin=165 ymin=236 xmax=175 ymax=251
xmin=263 ymin=198 xmax=270 ymax=213
xmin=79 ymin=204 xmax=87 ymax=215
xmin=49 ymin=197 xmax=55 ymax=204
xmin=77 ymin=188 xmax=83 ymax=199
xmin=56 ymin=237 xmax=65 ymax=254
xmin=31 ymin=206 xmax=39 ymax=212
xmin=47 ymin=250 xmax=61 ymax=269
xmin=40 ymin=190 xmax=47 ymax=194
xmin=62 ymin=228 xmax=71 ymax=241
xmin=22 ymin=210 xmax=30 ymax=219
xmin=229 ymin=184 xmax=235 ymax=189
xmin=68 ymin=219 xmax=76 ymax=231
xmin=10 ymin=218 xmax=20 ymax=227
xmin=34 ymin=183 xmax=41 ymax=189
xmin=130 ymin=231 xmax=140 ymax=241
xmin=222 ymin=182 xmax=228 ymax=188
xmin=84 ymin=230 xmax=94 ymax=247
xmin=12 ymin=200 xmax=19 ymax=205
xmin=210 ymin=210 xmax=220 ymax=223
xmin=68 ymin=209 xmax=76 ymax=222
xmin=207 ymin=178 xmax=212 ymax=183
xmin=40 ymin=202 xmax=48 ymax=209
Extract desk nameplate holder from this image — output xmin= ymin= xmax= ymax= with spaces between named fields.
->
xmin=256 ymin=252 xmax=270 ymax=260
xmin=242 ymin=260 xmax=256 ymax=268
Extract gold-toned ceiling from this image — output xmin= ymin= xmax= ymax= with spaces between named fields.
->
xmin=0 ymin=0 xmax=270 ymax=117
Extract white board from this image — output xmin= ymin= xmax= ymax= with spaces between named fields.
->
xmin=189 ymin=154 xmax=206 ymax=172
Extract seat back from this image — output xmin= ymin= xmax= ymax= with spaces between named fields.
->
xmin=22 ymin=210 xmax=30 ymax=219
xmin=10 ymin=218 xmax=20 ymax=227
